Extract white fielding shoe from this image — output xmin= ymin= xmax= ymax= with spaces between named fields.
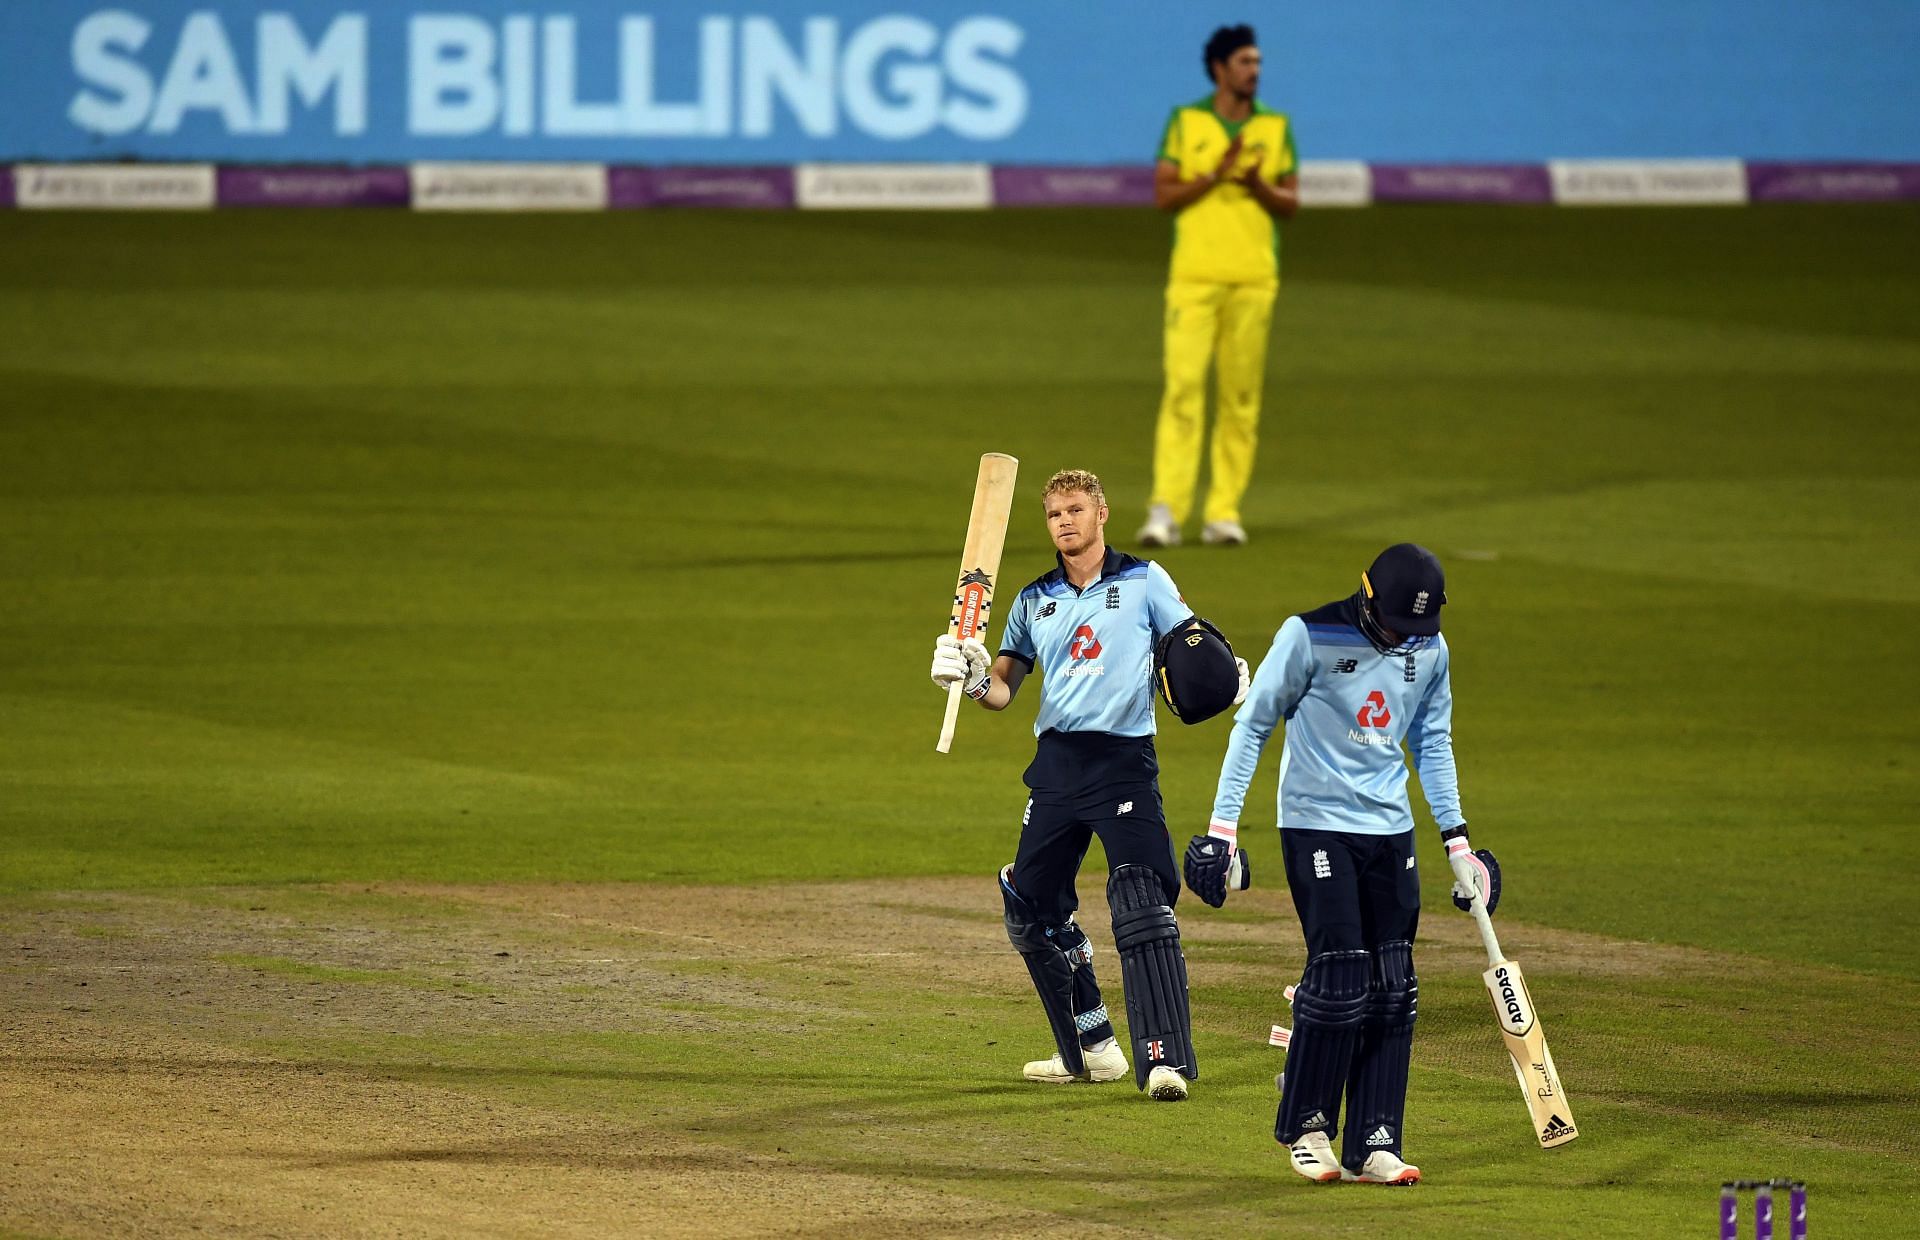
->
xmin=1342 ymin=1151 xmax=1422 ymax=1185
xmin=1146 ymin=1065 xmax=1189 ymax=1101
xmin=1287 ymin=1132 xmax=1343 ymax=1183
xmin=1023 ymin=1037 xmax=1129 ymax=1084
xmin=1200 ymin=519 xmax=1248 ymax=546
xmin=1136 ymin=504 xmax=1181 ymax=548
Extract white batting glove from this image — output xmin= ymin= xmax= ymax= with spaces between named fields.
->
xmin=931 ymin=634 xmax=991 ymax=699
xmin=1446 ymin=832 xmax=1491 ymax=908
xmin=1233 ymin=656 xmax=1251 ymax=706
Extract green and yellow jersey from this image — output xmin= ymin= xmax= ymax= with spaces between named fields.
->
xmin=1157 ymin=96 xmax=1297 ymax=285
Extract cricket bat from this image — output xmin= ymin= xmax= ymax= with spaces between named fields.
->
xmin=1469 ymin=895 xmax=1579 ymax=1148
xmin=936 ymin=452 xmax=1019 ymax=753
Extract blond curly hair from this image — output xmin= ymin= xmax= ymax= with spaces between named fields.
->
xmin=1042 ymin=468 xmax=1106 ymax=508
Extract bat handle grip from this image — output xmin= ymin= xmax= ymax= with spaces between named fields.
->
xmin=1469 ymin=894 xmax=1505 ymax=966
xmin=935 ymin=682 xmax=964 ymax=753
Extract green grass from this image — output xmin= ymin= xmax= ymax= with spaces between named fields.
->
xmin=3 ymin=204 xmax=1918 ymax=1234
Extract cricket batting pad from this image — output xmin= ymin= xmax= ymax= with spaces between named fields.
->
xmin=1108 ymin=864 xmax=1196 ymax=1089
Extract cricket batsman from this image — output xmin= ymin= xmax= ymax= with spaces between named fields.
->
xmin=929 ymin=469 xmax=1247 ymax=1101
xmin=1182 ymin=544 xmax=1497 ymax=1184
xmin=1138 ymin=23 xmax=1299 ymax=550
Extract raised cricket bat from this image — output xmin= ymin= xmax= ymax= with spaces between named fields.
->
xmin=1470 ymin=896 xmax=1579 ymax=1148
xmin=936 ymin=452 xmax=1019 ymax=753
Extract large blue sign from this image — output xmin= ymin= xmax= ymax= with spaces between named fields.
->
xmin=3 ymin=2 xmax=1917 ymax=163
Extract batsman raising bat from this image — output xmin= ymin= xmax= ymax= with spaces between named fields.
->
xmin=1188 ymin=544 xmax=1494 ymax=1185
xmin=929 ymin=467 xmax=1248 ymax=1101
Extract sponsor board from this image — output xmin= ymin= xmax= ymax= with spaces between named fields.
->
xmin=410 ymin=161 xmax=606 ymax=210
xmin=1371 ymin=163 xmax=1551 ymax=204
xmin=607 ymin=165 xmax=793 ymax=209
xmin=1297 ymin=160 xmax=1371 ymax=208
xmin=992 ymin=165 xmax=1152 ymax=207
xmin=14 ymin=162 xmax=215 ymax=209
xmin=1549 ymin=159 xmax=1747 ymax=206
xmin=1747 ymin=161 xmax=1920 ymax=202
xmin=219 ymin=165 xmax=409 ymax=206
xmin=795 ymin=162 xmax=991 ymax=209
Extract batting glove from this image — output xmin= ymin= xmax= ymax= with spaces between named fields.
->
xmin=1233 ymin=657 xmax=1251 ymax=706
xmin=1183 ymin=820 xmax=1251 ymax=909
xmin=931 ymin=634 xmax=992 ymax=699
xmin=1444 ymin=830 xmax=1501 ymax=915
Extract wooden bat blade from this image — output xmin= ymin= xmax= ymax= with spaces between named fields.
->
xmin=1482 ymin=957 xmax=1579 ymax=1148
xmin=936 ymin=452 xmax=1018 ymax=753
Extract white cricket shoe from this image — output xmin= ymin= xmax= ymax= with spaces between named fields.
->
xmin=1146 ymin=1065 xmax=1189 ymax=1101
xmin=1287 ymin=1131 xmax=1343 ymax=1183
xmin=1201 ymin=519 xmax=1248 ymax=546
xmin=1136 ymin=504 xmax=1180 ymax=548
xmin=1023 ymin=1037 xmax=1128 ymax=1084
xmin=1342 ymin=1150 xmax=1421 ymax=1185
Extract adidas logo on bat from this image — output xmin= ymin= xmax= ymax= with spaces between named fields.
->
xmin=1541 ymin=1116 xmax=1574 ymax=1138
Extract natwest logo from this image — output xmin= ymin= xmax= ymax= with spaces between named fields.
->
xmin=1355 ymin=690 xmax=1391 ymax=728
xmin=1068 ymin=625 xmax=1102 ymax=660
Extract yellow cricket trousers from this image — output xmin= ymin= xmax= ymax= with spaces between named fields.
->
xmin=1150 ymin=278 xmax=1278 ymax=527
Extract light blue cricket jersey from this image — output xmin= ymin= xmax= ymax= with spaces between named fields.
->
xmin=999 ymin=547 xmax=1190 ymax=738
xmin=1211 ymin=596 xmax=1464 ymax=837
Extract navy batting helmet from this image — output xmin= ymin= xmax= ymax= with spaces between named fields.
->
xmin=1362 ymin=543 xmax=1446 ymax=636
xmin=1154 ymin=616 xmax=1240 ymax=724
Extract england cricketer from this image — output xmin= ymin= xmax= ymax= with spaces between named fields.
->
xmin=1138 ymin=23 xmax=1299 ymax=550
xmin=1183 ymin=544 xmax=1496 ymax=1184
xmin=929 ymin=469 xmax=1248 ymax=1101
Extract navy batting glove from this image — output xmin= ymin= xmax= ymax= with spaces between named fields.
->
xmin=1183 ymin=833 xmax=1249 ymax=909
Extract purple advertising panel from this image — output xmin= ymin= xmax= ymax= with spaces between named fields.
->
xmin=0 ymin=166 xmax=13 ymax=208
xmin=1747 ymin=162 xmax=1920 ymax=202
xmin=992 ymin=165 xmax=1154 ymax=207
xmin=218 ymin=165 xmax=410 ymax=207
xmin=607 ymin=166 xmax=794 ymax=209
xmin=1371 ymin=164 xmax=1552 ymax=204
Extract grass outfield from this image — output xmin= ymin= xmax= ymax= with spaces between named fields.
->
xmin=2 ymin=204 xmax=1917 ymax=1236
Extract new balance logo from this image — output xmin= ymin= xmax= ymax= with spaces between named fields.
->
xmin=1332 ymin=658 xmax=1358 ymax=674
xmin=1117 ymin=801 xmax=1134 ymax=816
xmin=1405 ymin=856 xmax=1416 ymax=870
xmin=1365 ymin=1126 xmax=1394 ymax=1147
xmin=1542 ymin=1116 xmax=1574 ymax=1138
xmin=1312 ymin=849 xmax=1331 ymax=879
xmin=1036 ymin=601 xmax=1056 ymax=619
